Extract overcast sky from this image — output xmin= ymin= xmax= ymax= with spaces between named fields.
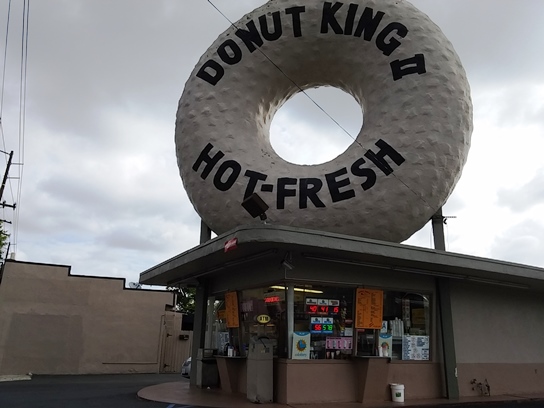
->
xmin=0 ymin=0 xmax=543 ymax=285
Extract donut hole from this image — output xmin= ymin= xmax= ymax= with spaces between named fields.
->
xmin=269 ymin=86 xmax=363 ymax=165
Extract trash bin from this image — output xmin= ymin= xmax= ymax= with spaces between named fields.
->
xmin=247 ymin=337 xmax=273 ymax=403
xmin=196 ymin=348 xmax=219 ymax=388
xmin=390 ymin=383 xmax=405 ymax=402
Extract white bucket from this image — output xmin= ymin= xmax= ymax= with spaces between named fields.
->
xmin=390 ymin=383 xmax=405 ymax=402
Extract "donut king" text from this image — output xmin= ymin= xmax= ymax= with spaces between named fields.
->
xmin=197 ymin=2 xmax=426 ymax=86
xmin=192 ymin=139 xmax=405 ymax=210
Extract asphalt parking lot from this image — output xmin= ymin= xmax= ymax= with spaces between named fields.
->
xmin=0 ymin=373 xmax=197 ymax=408
xmin=1 ymin=374 xmax=544 ymax=408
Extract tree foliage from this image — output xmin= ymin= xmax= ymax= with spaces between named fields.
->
xmin=167 ymin=286 xmax=196 ymax=314
xmin=0 ymin=222 xmax=8 ymax=261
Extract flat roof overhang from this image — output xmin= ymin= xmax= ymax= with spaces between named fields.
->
xmin=140 ymin=224 xmax=544 ymax=291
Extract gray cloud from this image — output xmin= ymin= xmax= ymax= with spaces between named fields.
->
xmin=497 ymin=169 xmax=544 ymax=212
xmin=2 ymin=0 xmax=544 ymax=279
xmin=411 ymin=0 xmax=544 ymax=88
xmin=489 ymin=220 xmax=544 ymax=268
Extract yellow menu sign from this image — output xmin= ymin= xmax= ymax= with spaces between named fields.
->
xmin=225 ymin=291 xmax=240 ymax=328
xmin=355 ymin=288 xmax=383 ymax=329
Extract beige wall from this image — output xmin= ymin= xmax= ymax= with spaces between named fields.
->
xmin=0 ymin=260 xmax=173 ymax=375
xmin=450 ymin=281 xmax=544 ymax=397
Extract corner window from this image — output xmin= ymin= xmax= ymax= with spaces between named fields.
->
xmin=240 ymin=287 xmax=287 ymax=357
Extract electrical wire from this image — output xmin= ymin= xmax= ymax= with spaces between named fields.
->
xmin=0 ymin=0 xmax=29 ymax=258
xmin=0 ymin=0 xmax=13 ymax=256
xmin=12 ymin=0 xmax=30 ymax=255
xmin=0 ymin=0 xmax=12 ymax=152
xmin=206 ymin=0 xmax=436 ymax=214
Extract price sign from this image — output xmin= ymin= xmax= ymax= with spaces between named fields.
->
xmin=310 ymin=317 xmax=334 ymax=334
xmin=307 ymin=304 xmax=318 ymax=314
xmin=322 ymin=317 xmax=334 ymax=334
xmin=355 ymin=288 xmax=383 ymax=329
xmin=306 ymin=299 xmax=340 ymax=316
xmin=322 ymin=324 xmax=334 ymax=334
xmin=310 ymin=317 xmax=323 ymax=334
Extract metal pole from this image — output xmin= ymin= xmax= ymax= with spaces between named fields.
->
xmin=190 ymin=282 xmax=209 ymax=386
xmin=287 ymin=285 xmax=294 ymax=359
xmin=200 ymin=220 xmax=212 ymax=244
xmin=431 ymin=207 xmax=459 ymax=399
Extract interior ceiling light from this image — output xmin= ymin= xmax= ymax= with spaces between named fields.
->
xmin=269 ymin=285 xmax=323 ymax=294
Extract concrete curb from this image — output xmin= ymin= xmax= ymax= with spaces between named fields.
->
xmin=0 ymin=374 xmax=32 ymax=382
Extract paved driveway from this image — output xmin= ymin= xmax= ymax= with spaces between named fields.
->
xmin=0 ymin=373 xmax=197 ymax=408
xmin=2 ymin=374 xmax=544 ymax=408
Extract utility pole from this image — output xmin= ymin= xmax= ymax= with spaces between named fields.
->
xmin=0 ymin=151 xmax=13 ymax=202
xmin=0 ymin=150 xmax=16 ymax=265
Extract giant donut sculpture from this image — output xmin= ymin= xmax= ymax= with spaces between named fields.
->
xmin=176 ymin=0 xmax=472 ymax=243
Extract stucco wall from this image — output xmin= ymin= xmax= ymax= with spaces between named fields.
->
xmin=0 ymin=260 xmax=172 ymax=375
xmin=450 ymin=281 xmax=544 ymax=396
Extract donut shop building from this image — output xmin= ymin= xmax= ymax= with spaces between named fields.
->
xmin=140 ymin=224 xmax=544 ymax=405
xmin=140 ymin=0 xmax=544 ymax=403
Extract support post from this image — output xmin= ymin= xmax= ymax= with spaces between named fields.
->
xmin=200 ymin=220 xmax=212 ymax=244
xmin=431 ymin=207 xmax=446 ymax=251
xmin=190 ymin=281 xmax=209 ymax=386
xmin=287 ymin=285 xmax=294 ymax=359
xmin=432 ymin=207 xmax=459 ymax=399
xmin=189 ymin=220 xmax=213 ymax=385
xmin=437 ymin=277 xmax=459 ymax=399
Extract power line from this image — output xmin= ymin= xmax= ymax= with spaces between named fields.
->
xmin=0 ymin=0 xmax=12 ymax=126
xmin=0 ymin=0 xmax=29 ymax=258
xmin=0 ymin=0 xmax=14 ymax=259
xmin=12 ymin=0 xmax=30 ymax=254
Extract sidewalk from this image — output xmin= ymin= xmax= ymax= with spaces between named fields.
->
xmin=137 ymin=379 xmax=544 ymax=408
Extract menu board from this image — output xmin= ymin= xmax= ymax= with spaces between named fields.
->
xmin=402 ymin=335 xmax=430 ymax=360
xmin=225 ymin=291 xmax=240 ymax=328
xmin=355 ymin=288 xmax=383 ymax=329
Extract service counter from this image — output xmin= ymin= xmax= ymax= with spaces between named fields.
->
xmin=215 ymin=356 xmax=247 ymax=394
xmin=273 ymin=356 xmax=440 ymax=405
xmin=354 ymin=356 xmax=392 ymax=403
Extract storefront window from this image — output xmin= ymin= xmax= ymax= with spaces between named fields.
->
xmin=209 ymin=286 xmax=431 ymax=361
xmin=355 ymin=291 xmax=431 ymax=360
xmin=239 ymin=287 xmax=287 ymax=357
xmin=293 ymin=285 xmax=355 ymax=360
xmin=204 ymin=295 xmax=228 ymax=354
